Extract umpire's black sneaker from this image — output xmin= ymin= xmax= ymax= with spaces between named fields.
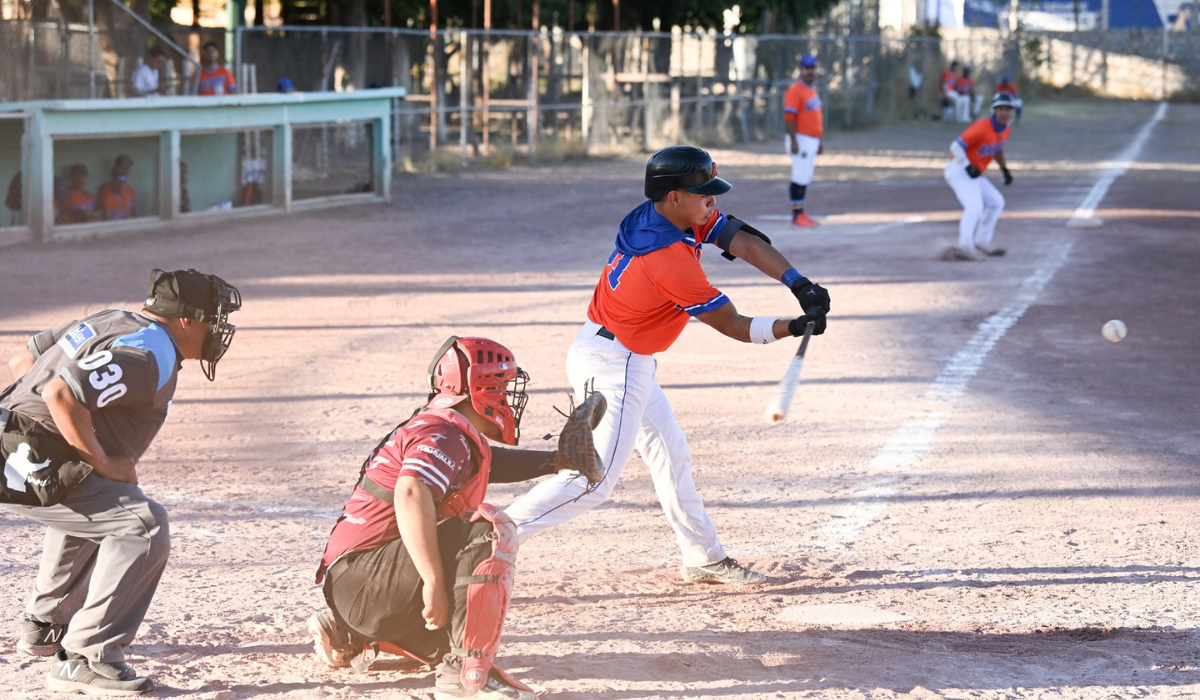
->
xmin=680 ymin=557 xmax=766 ymax=585
xmin=18 ymin=617 xmax=66 ymax=657
xmin=433 ymin=656 xmax=539 ymax=700
xmin=45 ymin=650 xmax=155 ymax=696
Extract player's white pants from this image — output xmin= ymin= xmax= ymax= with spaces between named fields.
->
xmin=942 ymin=90 xmax=957 ymax=120
xmin=785 ymin=134 xmax=820 ymax=186
xmin=944 ymin=161 xmax=1005 ymax=249
xmin=503 ymin=321 xmax=727 ymax=567
xmin=955 ymin=93 xmax=972 ymax=122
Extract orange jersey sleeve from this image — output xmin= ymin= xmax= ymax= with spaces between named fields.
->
xmin=783 ymin=82 xmax=824 ymax=138
xmin=956 ymin=117 xmax=1010 ymax=172
xmin=587 ymin=240 xmax=728 ymax=356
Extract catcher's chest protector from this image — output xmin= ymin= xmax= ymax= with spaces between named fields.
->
xmin=419 ymin=408 xmax=493 ymax=520
xmin=456 ymin=503 xmax=526 ymax=694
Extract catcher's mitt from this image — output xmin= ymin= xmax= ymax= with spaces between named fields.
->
xmin=553 ymin=391 xmax=607 ymax=485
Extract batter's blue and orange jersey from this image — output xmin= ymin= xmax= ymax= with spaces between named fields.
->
xmin=956 ymin=116 xmax=1010 ymax=172
xmin=99 ymin=182 xmax=138 ymax=220
xmin=783 ymin=81 xmax=824 ymax=138
xmin=587 ymin=201 xmax=730 ymax=355
xmin=955 ymin=75 xmax=975 ymax=95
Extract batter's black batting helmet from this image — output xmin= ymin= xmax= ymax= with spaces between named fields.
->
xmin=644 ymin=145 xmax=732 ymax=201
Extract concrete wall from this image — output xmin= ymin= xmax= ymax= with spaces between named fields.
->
xmin=0 ymin=89 xmax=401 ymax=244
xmin=180 ymin=132 xmax=243 ymax=212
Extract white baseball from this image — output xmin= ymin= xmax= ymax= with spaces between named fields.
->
xmin=1102 ymin=319 xmax=1127 ymax=343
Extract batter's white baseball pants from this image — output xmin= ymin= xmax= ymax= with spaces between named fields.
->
xmin=944 ymin=161 xmax=1005 ymax=250
xmin=503 ymin=321 xmax=727 ymax=567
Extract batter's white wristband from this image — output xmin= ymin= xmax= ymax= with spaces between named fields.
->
xmin=750 ymin=316 xmax=780 ymax=345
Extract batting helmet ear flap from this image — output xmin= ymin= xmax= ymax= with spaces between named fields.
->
xmin=427 ymin=335 xmax=463 ymax=398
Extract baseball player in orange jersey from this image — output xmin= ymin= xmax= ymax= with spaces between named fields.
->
xmin=504 ymin=146 xmax=831 ymax=585
xmin=941 ymin=60 xmax=961 ymax=120
xmin=993 ymin=75 xmax=1022 ymax=123
xmin=954 ymin=66 xmax=981 ymax=123
xmin=943 ymin=93 xmax=1016 ymax=261
xmin=783 ymin=54 xmax=824 ymax=227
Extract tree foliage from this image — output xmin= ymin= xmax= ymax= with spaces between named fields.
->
xmin=284 ymin=0 xmax=840 ymax=31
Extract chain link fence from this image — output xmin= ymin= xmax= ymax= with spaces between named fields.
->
xmin=2 ymin=20 xmax=1197 ymax=165
xmin=0 ymin=18 xmax=214 ymax=102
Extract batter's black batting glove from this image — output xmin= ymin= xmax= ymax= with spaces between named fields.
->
xmin=788 ymin=309 xmax=827 ymax=336
xmin=789 ymin=277 xmax=831 ymax=316
xmin=1001 ymin=167 xmax=1013 ymax=186
xmin=966 ymin=164 xmax=982 ymax=179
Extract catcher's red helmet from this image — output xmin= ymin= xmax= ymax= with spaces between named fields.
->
xmin=426 ymin=336 xmax=529 ymax=445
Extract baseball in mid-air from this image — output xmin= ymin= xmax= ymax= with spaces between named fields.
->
xmin=1102 ymin=319 xmax=1127 ymax=343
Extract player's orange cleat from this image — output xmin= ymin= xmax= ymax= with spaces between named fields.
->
xmin=792 ymin=213 xmax=819 ymax=228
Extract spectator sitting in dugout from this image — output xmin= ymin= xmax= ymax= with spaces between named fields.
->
xmin=57 ymin=164 xmax=101 ymax=225
xmin=98 ymin=156 xmax=138 ymax=221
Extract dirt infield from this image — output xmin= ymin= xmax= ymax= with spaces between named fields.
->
xmin=1 ymin=99 xmax=1198 ymax=699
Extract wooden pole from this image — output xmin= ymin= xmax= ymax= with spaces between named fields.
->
xmin=529 ymin=0 xmax=539 ymax=156
xmin=430 ymin=0 xmax=439 ymax=154
xmin=483 ymin=0 xmax=491 ymax=154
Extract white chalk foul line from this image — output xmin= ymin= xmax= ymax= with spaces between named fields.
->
xmin=814 ymin=104 xmax=1169 ymax=548
xmin=1070 ymin=101 xmax=1168 ymax=223
xmin=815 ymin=240 xmax=1075 ymax=546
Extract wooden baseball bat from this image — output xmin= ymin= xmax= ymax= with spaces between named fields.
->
xmin=764 ymin=320 xmax=815 ymax=424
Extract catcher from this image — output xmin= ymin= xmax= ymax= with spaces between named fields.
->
xmin=309 ymin=336 xmax=604 ymax=700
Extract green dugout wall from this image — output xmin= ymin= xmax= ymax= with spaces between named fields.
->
xmin=0 ymin=88 xmax=405 ymax=244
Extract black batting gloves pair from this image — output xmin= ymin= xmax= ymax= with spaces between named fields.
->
xmin=789 ymin=277 xmax=831 ymax=336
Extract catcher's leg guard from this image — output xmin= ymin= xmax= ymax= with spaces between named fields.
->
xmin=451 ymin=503 xmax=530 ymax=694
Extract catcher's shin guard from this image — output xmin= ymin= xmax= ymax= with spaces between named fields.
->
xmin=453 ymin=503 xmax=525 ymax=694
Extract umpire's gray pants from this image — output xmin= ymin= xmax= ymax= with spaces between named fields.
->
xmin=5 ymin=475 xmax=170 ymax=664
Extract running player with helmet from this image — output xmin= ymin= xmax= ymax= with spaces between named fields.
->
xmin=993 ymin=75 xmax=1022 ymax=124
xmin=943 ymin=93 xmax=1017 ymax=261
xmin=783 ymin=54 xmax=824 ymax=228
xmin=504 ymin=146 xmax=832 ymax=585
xmin=309 ymin=336 xmax=603 ymax=700
xmin=2 ymin=269 xmax=240 ymax=696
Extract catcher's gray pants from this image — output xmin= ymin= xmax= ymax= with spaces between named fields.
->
xmin=5 ymin=475 xmax=170 ymax=664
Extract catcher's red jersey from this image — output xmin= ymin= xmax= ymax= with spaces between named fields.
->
xmin=587 ymin=207 xmax=728 ymax=355
xmin=318 ymin=413 xmax=480 ymax=578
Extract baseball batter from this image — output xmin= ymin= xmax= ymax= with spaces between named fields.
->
xmin=943 ymin=93 xmax=1016 ymax=261
xmin=1 ymin=269 xmax=240 ymax=695
xmin=783 ymin=54 xmax=824 ymax=228
xmin=310 ymin=337 xmax=604 ymax=700
xmin=504 ymin=146 xmax=831 ymax=585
